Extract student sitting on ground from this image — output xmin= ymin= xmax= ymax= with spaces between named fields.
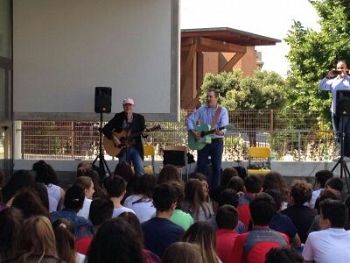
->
xmin=237 ymin=175 xmax=263 ymax=231
xmin=76 ymin=176 xmax=95 ymax=220
xmin=324 ymin=177 xmax=344 ymax=198
xmin=207 ymin=188 xmax=245 ymax=233
xmin=265 ymin=189 xmax=301 ymax=248
xmin=162 ymin=242 xmax=203 ymax=263
xmin=85 ymin=218 xmax=145 ymax=263
xmin=168 ymin=181 xmax=194 ymax=231
xmin=281 ymin=180 xmax=316 ymax=243
xmin=33 ymin=160 xmax=65 ymax=212
xmin=103 ymin=175 xmax=135 ymax=218
xmin=182 ymin=221 xmax=221 ymax=263
xmin=157 ymin=164 xmax=182 ymax=185
xmin=75 ymin=198 xmax=114 ymax=255
xmin=142 ymin=183 xmax=184 ymax=257
xmin=50 ymin=184 xmax=94 ymax=240
xmin=11 ymin=216 xmax=61 ymax=262
xmin=119 ymin=212 xmax=161 ymax=263
xmin=230 ymin=192 xmax=289 ymax=263
xmin=124 ymin=174 xmax=157 ymax=223
xmin=215 ymin=205 xmax=239 ymax=263
xmin=77 ymin=163 xmax=106 ymax=199
xmin=181 ymin=179 xmax=214 ymax=222
xmin=52 ymin=218 xmax=85 ymax=263
xmin=303 ymin=199 xmax=350 ymax=263
xmin=12 ymin=187 xmax=49 ymax=219
xmin=308 ymin=189 xmax=341 ymax=234
xmin=309 ymin=170 xmax=333 ymax=209
xmin=1 ymin=170 xmax=34 ymax=205
xmin=265 ymin=247 xmax=302 ymax=263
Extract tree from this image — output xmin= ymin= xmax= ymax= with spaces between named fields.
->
xmin=200 ymin=70 xmax=287 ymax=110
xmin=285 ymin=0 xmax=350 ymax=129
xmin=199 ymin=71 xmax=242 ymax=105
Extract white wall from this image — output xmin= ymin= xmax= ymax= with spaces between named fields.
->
xmin=13 ymin=0 xmax=180 ymax=121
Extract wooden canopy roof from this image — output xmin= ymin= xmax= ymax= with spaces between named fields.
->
xmin=180 ymin=27 xmax=280 ymax=109
xmin=182 ymin=27 xmax=280 ymax=46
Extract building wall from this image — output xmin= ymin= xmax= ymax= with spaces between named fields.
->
xmin=222 ymin=46 xmax=258 ymax=76
xmin=180 ymin=45 xmax=260 ymax=109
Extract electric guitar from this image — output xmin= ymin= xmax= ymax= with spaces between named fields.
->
xmin=188 ymin=124 xmax=225 ymax=150
xmin=103 ymin=125 xmax=161 ymax=156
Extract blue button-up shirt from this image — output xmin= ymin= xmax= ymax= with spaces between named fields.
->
xmin=186 ymin=105 xmax=229 ymax=139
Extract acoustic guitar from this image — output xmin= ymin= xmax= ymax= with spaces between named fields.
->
xmin=103 ymin=125 xmax=161 ymax=156
xmin=188 ymin=124 xmax=225 ymax=150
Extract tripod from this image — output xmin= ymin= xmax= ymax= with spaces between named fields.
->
xmin=92 ymin=112 xmax=112 ymax=180
xmin=331 ymin=113 xmax=350 ymax=191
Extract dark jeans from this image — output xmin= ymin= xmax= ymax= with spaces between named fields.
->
xmin=332 ymin=113 xmax=350 ymax=157
xmin=196 ymin=138 xmax=223 ymax=189
xmin=119 ymin=146 xmax=144 ymax=175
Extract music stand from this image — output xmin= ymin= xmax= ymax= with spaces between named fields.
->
xmin=92 ymin=112 xmax=112 ymax=180
xmin=331 ymin=90 xmax=350 ymax=191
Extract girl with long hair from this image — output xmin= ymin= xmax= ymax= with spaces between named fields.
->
xmin=52 ymin=219 xmax=85 ymax=263
xmin=181 ymin=179 xmax=213 ymax=222
xmin=85 ymin=218 xmax=145 ymax=263
xmin=182 ymin=221 xmax=221 ymax=263
xmin=14 ymin=216 xmax=60 ymax=263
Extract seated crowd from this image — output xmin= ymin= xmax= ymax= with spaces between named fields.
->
xmin=0 ymin=161 xmax=350 ymax=263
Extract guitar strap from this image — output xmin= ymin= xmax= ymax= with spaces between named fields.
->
xmin=210 ymin=106 xmax=221 ymax=128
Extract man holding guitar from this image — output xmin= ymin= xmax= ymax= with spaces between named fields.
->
xmin=102 ymin=97 xmax=146 ymax=176
xmin=187 ymin=88 xmax=229 ymax=189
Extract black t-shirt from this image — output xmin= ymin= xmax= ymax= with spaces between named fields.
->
xmin=281 ymin=205 xmax=316 ymax=243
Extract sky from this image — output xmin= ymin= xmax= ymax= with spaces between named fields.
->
xmin=180 ymin=0 xmax=320 ymax=77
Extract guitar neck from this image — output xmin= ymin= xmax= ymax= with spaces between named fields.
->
xmin=128 ymin=125 xmax=161 ymax=138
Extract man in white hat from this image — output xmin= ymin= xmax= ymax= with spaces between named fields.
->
xmin=102 ymin=97 xmax=145 ymax=175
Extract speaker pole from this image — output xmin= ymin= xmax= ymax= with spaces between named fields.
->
xmin=93 ymin=111 xmax=112 ymax=180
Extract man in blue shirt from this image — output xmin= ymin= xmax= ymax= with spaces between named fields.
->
xmin=187 ymin=88 xmax=229 ymax=189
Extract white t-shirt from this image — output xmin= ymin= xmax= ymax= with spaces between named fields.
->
xmin=112 ymin=206 xmax=135 ymax=218
xmin=47 ymin=183 xmax=63 ymax=212
xmin=303 ymin=228 xmax=350 ymax=263
xmin=77 ymin=197 xmax=92 ymax=219
xmin=308 ymin=188 xmax=323 ymax=209
xmin=76 ymin=252 xmax=86 ymax=263
xmin=123 ymin=194 xmax=156 ymax=223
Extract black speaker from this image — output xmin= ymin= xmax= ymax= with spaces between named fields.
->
xmin=95 ymin=87 xmax=112 ymax=113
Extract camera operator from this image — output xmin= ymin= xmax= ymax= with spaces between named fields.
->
xmin=320 ymin=59 xmax=350 ymax=157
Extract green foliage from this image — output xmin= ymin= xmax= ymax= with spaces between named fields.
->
xmin=200 ymin=70 xmax=288 ymax=110
xmin=199 ymin=71 xmax=242 ymax=104
xmin=285 ymin=0 xmax=350 ymax=129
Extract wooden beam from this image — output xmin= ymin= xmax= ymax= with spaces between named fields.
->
xmin=181 ymin=37 xmax=195 ymax=47
xmin=220 ymin=52 xmax=245 ymax=72
xmin=184 ymin=93 xmax=201 ymax=110
xmin=181 ymin=43 xmax=197 ymax=78
xmin=181 ymin=43 xmax=197 ymax=95
xmin=198 ymin=37 xmax=247 ymax=53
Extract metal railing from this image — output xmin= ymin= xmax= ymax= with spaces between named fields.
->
xmin=19 ymin=110 xmax=336 ymax=161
